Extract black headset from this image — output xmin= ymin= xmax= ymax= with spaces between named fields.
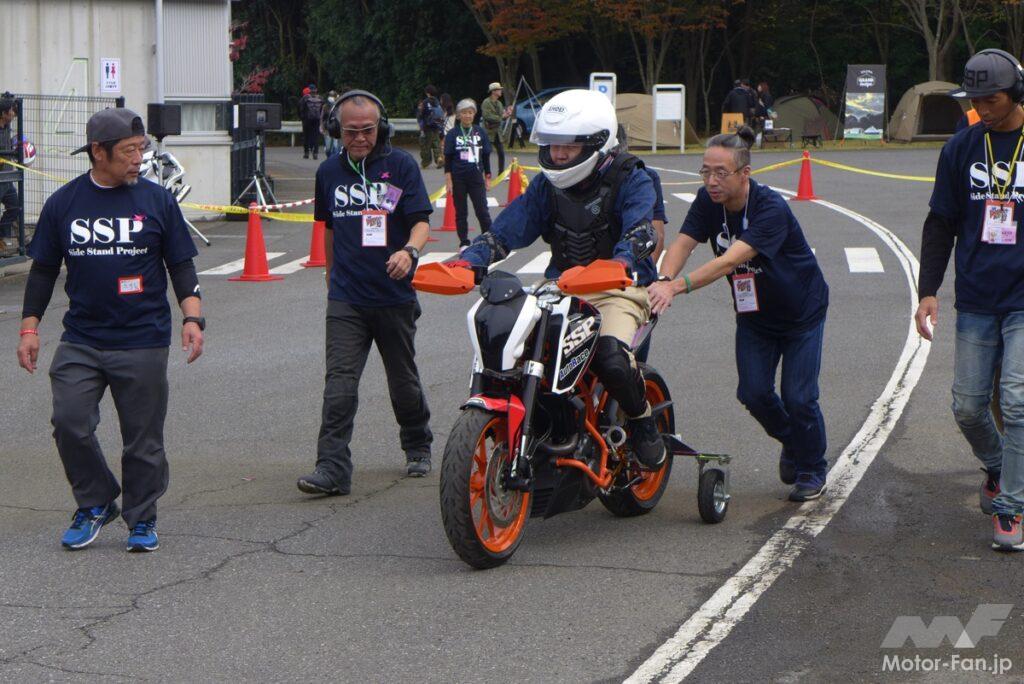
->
xmin=974 ymin=48 xmax=1024 ymax=103
xmin=324 ymin=89 xmax=392 ymax=150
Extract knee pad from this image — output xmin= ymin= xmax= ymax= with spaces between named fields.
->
xmin=591 ymin=336 xmax=647 ymax=416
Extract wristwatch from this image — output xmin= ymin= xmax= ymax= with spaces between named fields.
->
xmin=403 ymin=245 xmax=420 ymax=260
xmin=183 ymin=316 xmax=206 ymax=331
xmin=656 ymin=275 xmax=672 ymax=282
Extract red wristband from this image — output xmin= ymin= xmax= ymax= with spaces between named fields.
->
xmin=20 ymin=329 xmax=38 ymax=336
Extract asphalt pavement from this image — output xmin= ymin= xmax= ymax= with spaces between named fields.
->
xmin=0 ymin=144 xmax=1021 ymax=682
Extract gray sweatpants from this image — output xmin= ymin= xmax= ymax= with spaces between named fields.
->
xmin=49 ymin=342 xmax=170 ymax=527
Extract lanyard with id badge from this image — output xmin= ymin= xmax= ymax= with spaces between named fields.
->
xmin=722 ymin=203 xmax=759 ymax=313
xmin=982 ymin=128 xmax=1024 ymax=246
xmin=347 ymin=154 xmax=403 ymax=248
xmin=458 ymin=125 xmax=479 ymax=164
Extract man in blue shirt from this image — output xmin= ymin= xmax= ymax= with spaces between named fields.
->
xmin=649 ymin=126 xmax=830 ymax=502
xmin=457 ymin=89 xmax=666 ymax=468
xmin=916 ymin=50 xmax=1024 ymax=550
xmin=16 ymin=108 xmax=204 ymax=552
xmin=297 ymin=90 xmax=434 ymax=496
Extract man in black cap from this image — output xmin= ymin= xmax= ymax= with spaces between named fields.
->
xmin=915 ymin=49 xmax=1024 ymax=551
xmin=15 ymin=107 xmax=205 ymax=552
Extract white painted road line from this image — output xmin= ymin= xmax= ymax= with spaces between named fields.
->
xmin=490 ymin=250 xmax=517 ymax=269
xmin=627 ymin=185 xmax=930 ymax=683
xmin=269 ymin=256 xmax=311 ymax=275
xmin=845 ymin=247 xmax=884 ymax=273
xmin=672 ymin=192 xmax=696 ymax=203
xmin=419 ymin=252 xmax=456 ymax=265
xmin=436 ymin=197 xmax=500 ymax=208
xmin=199 ymin=253 xmax=285 ymax=275
xmin=516 ymin=253 xmax=549 ymax=274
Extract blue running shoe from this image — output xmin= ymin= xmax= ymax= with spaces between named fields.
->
xmin=788 ymin=474 xmax=827 ymax=502
xmin=61 ymin=501 xmax=120 ymax=550
xmin=126 ymin=519 xmax=159 ymax=552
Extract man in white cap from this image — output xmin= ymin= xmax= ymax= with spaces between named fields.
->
xmin=16 ymin=107 xmax=204 ymax=553
xmin=481 ymin=82 xmax=512 ymax=175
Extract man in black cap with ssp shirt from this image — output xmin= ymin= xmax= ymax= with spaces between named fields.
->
xmin=916 ymin=50 xmax=1024 ymax=551
xmin=16 ymin=107 xmax=204 ymax=552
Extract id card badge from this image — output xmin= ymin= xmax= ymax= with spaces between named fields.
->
xmin=379 ymin=184 xmax=403 ymax=213
xmin=460 ymin=148 xmax=478 ymax=163
xmin=118 ymin=275 xmax=144 ymax=295
xmin=361 ymin=210 xmax=388 ymax=247
xmin=732 ymin=273 xmax=759 ymax=313
xmin=982 ymin=200 xmax=1017 ymax=245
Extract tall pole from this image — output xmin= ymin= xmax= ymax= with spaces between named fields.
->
xmin=155 ymin=0 xmax=164 ymax=103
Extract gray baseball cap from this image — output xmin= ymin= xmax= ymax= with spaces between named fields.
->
xmin=71 ymin=107 xmax=146 ymax=155
xmin=950 ymin=50 xmax=1022 ymax=98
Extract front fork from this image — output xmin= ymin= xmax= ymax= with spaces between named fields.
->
xmin=504 ymin=307 xmax=550 ymax=491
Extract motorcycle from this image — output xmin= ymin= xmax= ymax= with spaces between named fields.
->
xmin=141 ymin=146 xmax=210 ymax=246
xmin=413 ymin=259 xmax=731 ymax=569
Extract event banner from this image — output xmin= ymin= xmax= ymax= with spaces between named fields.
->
xmin=843 ymin=65 xmax=886 ymax=140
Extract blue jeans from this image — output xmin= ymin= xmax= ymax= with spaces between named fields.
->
xmin=323 ymin=134 xmax=340 ymax=158
xmin=735 ymin=317 xmax=828 ymax=480
xmin=952 ymin=311 xmax=1024 ymax=515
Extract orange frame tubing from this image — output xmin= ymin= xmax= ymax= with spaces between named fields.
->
xmin=554 ymin=376 xmax=613 ymax=489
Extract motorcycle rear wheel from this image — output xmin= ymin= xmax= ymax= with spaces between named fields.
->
xmin=440 ymin=408 xmax=531 ymax=569
xmin=598 ymin=363 xmax=674 ymax=517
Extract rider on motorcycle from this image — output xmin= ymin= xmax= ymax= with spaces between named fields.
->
xmin=457 ymin=89 xmax=665 ymax=468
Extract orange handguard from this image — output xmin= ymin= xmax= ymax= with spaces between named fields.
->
xmin=557 ymin=259 xmax=633 ymax=295
xmin=411 ymin=262 xmax=475 ymax=295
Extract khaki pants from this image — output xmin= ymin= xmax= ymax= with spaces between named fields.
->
xmin=581 ymin=286 xmax=651 ymax=346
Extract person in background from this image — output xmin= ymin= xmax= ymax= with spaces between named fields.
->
xmin=0 ymin=95 xmax=19 ymax=253
xmin=443 ymin=98 xmax=492 ymax=252
xmin=416 ymin=85 xmax=445 ymax=169
xmin=299 ymin=84 xmax=324 ymax=160
xmin=321 ymin=90 xmax=341 ymax=158
xmin=440 ymin=93 xmax=457 ymax=137
xmin=482 ymin=82 xmax=513 ymax=175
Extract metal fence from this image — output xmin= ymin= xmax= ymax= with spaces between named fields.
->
xmin=14 ymin=94 xmax=123 ymax=224
xmin=0 ymin=99 xmax=26 ymax=263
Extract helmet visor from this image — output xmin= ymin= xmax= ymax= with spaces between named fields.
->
xmin=530 ymin=128 xmax=609 ymax=147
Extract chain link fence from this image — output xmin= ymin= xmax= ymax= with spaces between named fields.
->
xmin=14 ymin=94 xmax=123 ymax=226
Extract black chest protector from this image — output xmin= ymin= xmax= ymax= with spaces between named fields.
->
xmin=547 ymin=152 xmax=642 ymax=272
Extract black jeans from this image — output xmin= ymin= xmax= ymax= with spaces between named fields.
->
xmin=49 ymin=343 xmax=170 ymax=526
xmin=452 ymin=173 xmax=492 ymax=246
xmin=301 ymin=120 xmax=319 ymax=156
xmin=487 ymin=129 xmax=505 ymax=175
xmin=0 ymin=181 xmax=19 ymax=239
xmin=316 ymin=300 xmax=433 ymax=487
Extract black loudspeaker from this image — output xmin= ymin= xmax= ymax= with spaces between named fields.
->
xmin=147 ymin=103 xmax=181 ymax=139
xmin=238 ymin=102 xmax=282 ymax=131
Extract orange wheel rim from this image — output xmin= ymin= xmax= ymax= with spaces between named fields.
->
xmin=469 ymin=417 xmax=530 ymax=552
xmin=631 ymin=380 xmax=669 ymax=501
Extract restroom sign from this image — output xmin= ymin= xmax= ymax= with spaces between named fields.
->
xmin=100 ymin=58 xmax=121 ymax=93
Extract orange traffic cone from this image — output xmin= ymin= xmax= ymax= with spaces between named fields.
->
xmin=504 ymin=159 xmax=523 ymax=206
xmin=302 ymin=220 xmax=327 ymax=268
xmin=794 ymin=150 xmax=818 ymax=201
xmin=229 ymin=204 xmax=284 ymax=282
xmin=432 ymin=193 xmax=457 ymax=232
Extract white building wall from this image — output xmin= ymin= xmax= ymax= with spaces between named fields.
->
xmin=1 ymin=0 xmax=234 ymax=211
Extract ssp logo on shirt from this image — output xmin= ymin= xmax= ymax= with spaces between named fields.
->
xmin=67 ymin=216 xmax=150 ymax=257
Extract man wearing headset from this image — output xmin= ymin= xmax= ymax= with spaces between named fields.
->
xmin=916 ymin=49 xmax=1024 ymax=551
xmin=297 ymin=90 xmax=434 ymax=496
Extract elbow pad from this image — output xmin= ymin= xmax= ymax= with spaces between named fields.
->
xmin=480 ymin=231 xmax=510 ymax=264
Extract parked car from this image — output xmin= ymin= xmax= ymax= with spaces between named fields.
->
xmin=513 ymin=86 xmax=575 ymax=139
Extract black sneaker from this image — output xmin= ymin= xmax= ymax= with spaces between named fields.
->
xmin=779 ymin=448 xmax=796 ymax=485
xmin=296 ymin=469 xmax=349 ymax=496
xmin=788 ymin=474 xmax=827 ymax=502
xmin=628 ymin=415 xmax=666 ymax=469
xmin=406 ymin=451 xmax=431 ymax=477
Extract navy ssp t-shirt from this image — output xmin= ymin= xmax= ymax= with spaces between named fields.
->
xmin=28 ymin=174 xmax=198 ymax=350
xmin=314 ymin=148 xmax=432 ymax=306
xmin=680 ymin=179 xmax=828 ymax=334
xmin=444 ymin=124 xmax=492 ymax=178
xmin=930 ymin=124 xmax=1024 ymax=314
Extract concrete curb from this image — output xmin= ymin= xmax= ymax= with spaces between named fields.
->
xmin=0 ymin=258 xmax=30 ymax=279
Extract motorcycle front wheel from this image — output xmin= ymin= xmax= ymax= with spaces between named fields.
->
xmin=440 ymin=408 xmax=532 ymax=569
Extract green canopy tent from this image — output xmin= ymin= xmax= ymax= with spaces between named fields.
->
xmin=772 ymin=94 xmax=840 ymax=140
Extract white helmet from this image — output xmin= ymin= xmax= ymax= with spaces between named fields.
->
xmin=530 ymin=89 xmax=618 ymax=189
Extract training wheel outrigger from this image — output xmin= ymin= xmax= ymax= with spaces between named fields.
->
xmin=663 ymin=434 xmax=732 ymax=523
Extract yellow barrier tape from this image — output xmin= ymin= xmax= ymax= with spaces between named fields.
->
xmin=0 ymin=157 xmax=74 ymax=184
xmin=752 ymin=158 xmax=804 ymax=175
xmin=810 ymin=158 xmax=935 ymax=182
